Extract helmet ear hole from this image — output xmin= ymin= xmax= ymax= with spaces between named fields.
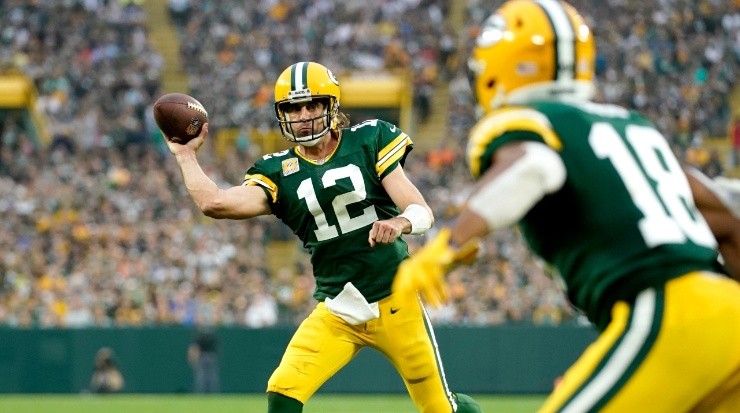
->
xmin=487 ymin=79 xmax=496 ymax=89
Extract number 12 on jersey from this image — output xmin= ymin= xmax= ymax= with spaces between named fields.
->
xmin=297 ymin=164 xmax=379 ymax=241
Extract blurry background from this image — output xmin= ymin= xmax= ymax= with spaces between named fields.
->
xmin=0 ymin=0 xmax=737 ymax=395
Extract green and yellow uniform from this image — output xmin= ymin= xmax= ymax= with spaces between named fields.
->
xmin=468 ymin=101 xmax=740 ymax=412
xmin=245 ymin=119 xmax=409 ymax=302
xmin=247 ymin=119 xmax=460 ymax=412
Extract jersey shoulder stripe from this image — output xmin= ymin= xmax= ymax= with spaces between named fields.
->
xmin=377 ymin=132 xmax=412 ymax=176
xmin=243 ymin=173 xmax=278 ymax=203
xmin=467 ymin=106 xmax=562 ymax=177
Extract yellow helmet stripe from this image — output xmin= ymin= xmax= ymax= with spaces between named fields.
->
xmin=376 ymin=133 xmax=411 ymax=175
xmin=467 ymin=107 xmax=562 ymax=177
xmin=536 ymin=0 xmax=576 ymax=81
xmin=242 ymin=173 xmax=278 ymax=203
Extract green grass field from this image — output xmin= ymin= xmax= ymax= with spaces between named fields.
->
xmin=0 ymin=394 xmax=546 ymax=412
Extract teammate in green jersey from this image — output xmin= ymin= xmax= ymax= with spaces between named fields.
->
xmin=164 ymin=61 xmax=481 ymax=413
xmin=392 ymin=1 xmax=740 ymax=411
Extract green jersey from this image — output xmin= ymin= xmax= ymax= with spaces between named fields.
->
xmin=244 ymin=119 xmax=412 ymax=303
xmin=467 ymin=101 xmax=719 ymax=329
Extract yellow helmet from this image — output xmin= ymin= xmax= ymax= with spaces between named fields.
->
xmin=469 ymin=0 xmax=595 ymax=114
xmin=274 ymin=61 xmax=341 ymax=143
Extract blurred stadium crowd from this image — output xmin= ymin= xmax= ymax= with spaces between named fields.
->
xmin=0 ymin=0 xmax=737 ymax=328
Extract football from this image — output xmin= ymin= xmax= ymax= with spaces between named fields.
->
xmin=152 ymin=93 xmax=208 ymax=144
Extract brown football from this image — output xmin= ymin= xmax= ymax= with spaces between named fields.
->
xmin=152 ymin=93 xmax=208 ymax=144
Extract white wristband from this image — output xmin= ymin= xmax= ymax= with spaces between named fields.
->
xmin=399 ymin=204 xmax=433 ymax=235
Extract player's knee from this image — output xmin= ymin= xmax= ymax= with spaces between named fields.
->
xmin=267 ymin=362 xmax=300 ymax=396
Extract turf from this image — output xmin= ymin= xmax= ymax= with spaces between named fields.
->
xmin=0 ymin=393 xmax=546 ymax=412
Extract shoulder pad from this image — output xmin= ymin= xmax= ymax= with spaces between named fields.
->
xmin=467 ymin=107 xmax=562 ymax=178
xmin=242 ymin=150 xmax=293 ymax=203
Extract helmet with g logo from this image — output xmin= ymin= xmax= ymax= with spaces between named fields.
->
xmin=274 ymin=61 xmax=341 ymax=143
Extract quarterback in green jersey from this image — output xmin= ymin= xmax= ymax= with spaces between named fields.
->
xmin=164 ymin=61 xmax=481 ymax=413
xmin=393 ymin=1 xmax=740 ymax=412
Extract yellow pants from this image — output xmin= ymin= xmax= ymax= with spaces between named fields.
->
xmin=267 ymin=294 xmax=458 ymax=413
xmin=541 ymin=272 xmax=740 ymax=413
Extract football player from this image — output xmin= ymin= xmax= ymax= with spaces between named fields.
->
xmin=165 ymin=61 xmax=481 ymax=413
xmin=392 ymin=1 xmax=740 ymax=412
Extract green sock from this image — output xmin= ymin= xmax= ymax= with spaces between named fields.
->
xmin=267 ymin=391 xmax=303 ymax=413
xmin=454 ymin=392 xmax=483 ymax=413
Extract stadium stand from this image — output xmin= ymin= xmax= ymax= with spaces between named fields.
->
xmin=0 ymin=0 xmax=737 ymax=328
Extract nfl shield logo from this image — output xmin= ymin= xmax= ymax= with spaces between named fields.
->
xmin=186 ymin=119 xmax=202 ymax=135
xmin=282 ymin=158 xmax=299 ymax=176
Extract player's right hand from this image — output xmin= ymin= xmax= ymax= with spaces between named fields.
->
xmin=166 ymin=123 xmax=208 ymax=156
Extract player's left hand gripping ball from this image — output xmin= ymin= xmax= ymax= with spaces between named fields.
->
xmin=392 ymin=228 xmax=457 ymax=308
